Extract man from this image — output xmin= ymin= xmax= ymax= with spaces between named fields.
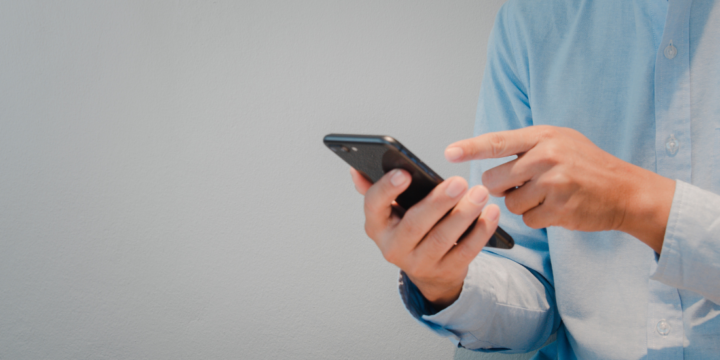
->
xmin=350 ymin=0 xmax=720 ymax=358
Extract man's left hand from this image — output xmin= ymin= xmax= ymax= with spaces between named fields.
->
xmin=444 ymin=125 xmax=675 ymax=253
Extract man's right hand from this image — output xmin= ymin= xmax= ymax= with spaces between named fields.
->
xmin=350 ymin=167 xmax=500 ymax=309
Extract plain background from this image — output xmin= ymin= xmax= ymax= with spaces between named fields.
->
xmin=0 ymin=1 xmax=541 ymax=359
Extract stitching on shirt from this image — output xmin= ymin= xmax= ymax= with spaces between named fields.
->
xmin=656 ymin=181 xmax=684 ymax=280
xmin=669 ymin=181 xmax=684 ymax=254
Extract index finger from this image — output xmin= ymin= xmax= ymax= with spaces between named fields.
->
xmin=445 ymin=126 xmax=547 ymax=162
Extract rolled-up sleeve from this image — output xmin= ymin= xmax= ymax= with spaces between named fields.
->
xmin=652 ymin=180 xmax=720 ymax=305
xmin=399 ymin=251 xmax=559 ymax=353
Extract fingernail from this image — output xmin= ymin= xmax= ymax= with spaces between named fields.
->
xmin=445 ymin=178 xmax=466 ymax=198
xmin=390 ymin=170 xmax=408 ymax=186
xmin=445 ymin=147 xmax=463 ymax=161
xmin=468 ymin=186 xmax=488 ymax=205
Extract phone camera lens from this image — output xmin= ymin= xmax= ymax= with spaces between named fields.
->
xmin=340 ymin=146 xmax=350 ymax=152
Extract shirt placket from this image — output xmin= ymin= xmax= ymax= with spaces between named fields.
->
xmin=649 ymin=0 xmax=692 ymax=358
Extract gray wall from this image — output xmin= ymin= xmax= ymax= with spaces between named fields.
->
xmin=0 ymin=1 xmax=537 ymax=359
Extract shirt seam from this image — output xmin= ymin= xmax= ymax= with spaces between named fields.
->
xmin=655 ymin=179 xmax=685 ymax=280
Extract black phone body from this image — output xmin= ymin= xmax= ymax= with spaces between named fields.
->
xmin=324 ymin=134 xmax=514 ymax=250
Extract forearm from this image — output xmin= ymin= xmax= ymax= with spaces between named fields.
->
xmin=616 ymin=163 xmax=676 ymax=254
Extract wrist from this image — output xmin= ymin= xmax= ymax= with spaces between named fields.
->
xmin=408 ymin=276 xmax=464 ymax=311
xmin=424 ymin=284 xmax=463 ymax=310
xmin=617 ymin=166 xmax=675 ymax=254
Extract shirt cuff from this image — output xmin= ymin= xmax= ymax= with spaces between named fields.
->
xmin=398 ymin=258 xmax=497 ymax=348
xmin=398 ymin=252 xmax=554 ymax=351
xmin=652 ymin=180 xmax=720 ymax=304
xmin=398 ymin=271 xmax=463 ymax=344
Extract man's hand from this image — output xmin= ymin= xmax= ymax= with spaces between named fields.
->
xmin=350 ymin=167 xmax=500 ymax=309
xmin=444 ymin=125 xmax=675 ymax=253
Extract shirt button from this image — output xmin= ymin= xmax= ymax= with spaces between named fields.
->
xmin=664 ymin=40 xmax=677 ymax=59
xmin=665 ymin=134 xmax=679 ymax=156
xmin=656 ymin=319 xmax=671 ymax=336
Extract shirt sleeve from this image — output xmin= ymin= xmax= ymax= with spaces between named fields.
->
xmin=398 ymin=2 xmax=561 ymax=353
xmin=399 ymin=252 xmax=560 ymax=353
xmin=652 ymin=180 xmax=720 ymax=305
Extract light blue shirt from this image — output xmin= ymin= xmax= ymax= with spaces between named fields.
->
xmin=400 ymin=0 xmax=720 ymax=358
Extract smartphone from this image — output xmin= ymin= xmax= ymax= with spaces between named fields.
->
xmin=324 ymin=133 xmax=514 ymax=249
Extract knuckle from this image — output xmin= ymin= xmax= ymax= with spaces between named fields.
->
xmin=549 ymin=172 xmax=572 ymax=189
xmin=426 ymin=230 xmax=451 ymax=249
xmin=487 ymin=187 xmax=505 ymax=198
xmin=366 ymin=179 xmax=400 ymax=208
xmin=454 ymin=239 xmax=475 ymax=259
xmin=429 ymin=268 xmax=448 ymax=283
xmin=382 ymin=247 xmax=401 ymax=265
xmin=505 ymin=195 xmax=522 ymax=215
xmin=412 ymin=265 xmax=430 ymax=279
xmin=459 ymin=203 xmax=481 ymax=221
xmin=488 ymin=133 xmax=507 ymax=157
xmin=539 ymin=143 xmax=563 ymax=165
xmin=378 ymin=184 xmax=396 ymax=201
xmin=537 ymin=126 xmax=558 ymax=140
xmin=481 ymin=172 xmax=503 ymax=195
xmin=398 ymin=209 xmax=422 ymax=237
xmin=488 ymin=188 xmax=505 ymax=198
xmin=461 ymin=143 xmax=476 ymax=159
xmin=363 ymin=195 xmax=377 ymax=215
xmin=441 ymin=268 xmax=462 ymax=284
xmin=522 ymin=214 xmax=542 ymax=229
xmin=539 ymin=172 xmax=570 ymax=192
xmin=457 ymin=244 xmax=480 ymax=262
xmin=364 ymin=221 xmax=377 ymax=240
xmin=402 ymin=205 xmax=421 ymax=223
xmin=403 ymin=261 xmax=423 ymax=278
